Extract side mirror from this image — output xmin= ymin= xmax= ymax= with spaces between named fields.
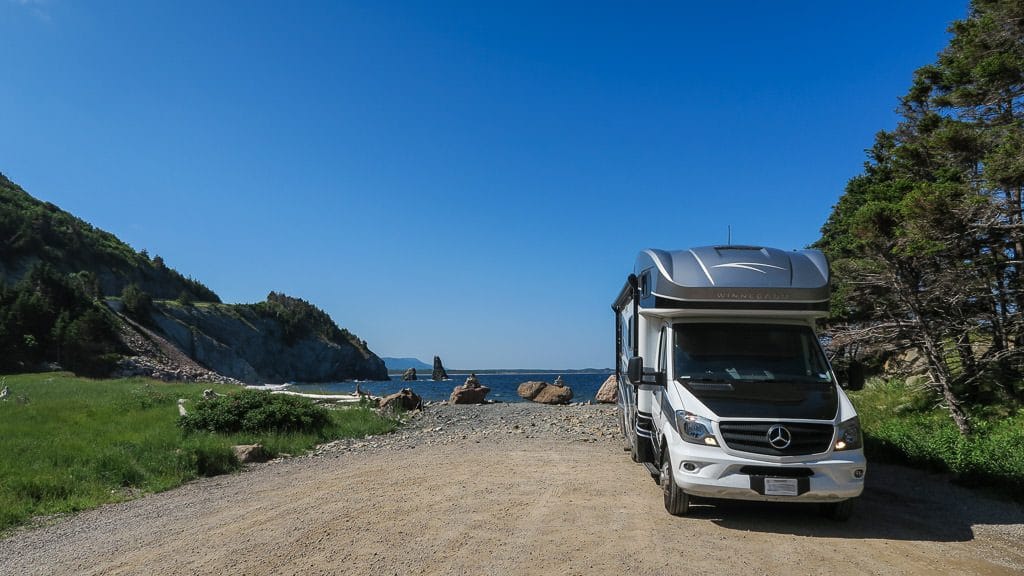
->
xmin=844 ymin=361 xmax=865 ymax=392
xmin=627 ymin=356 xmax=667 ymax=387
xmin=627 ymin=356 xmax=643 ymax=385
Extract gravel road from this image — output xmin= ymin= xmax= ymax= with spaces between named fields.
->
xmin=2 ymin=402 xmax=1023 ymax=575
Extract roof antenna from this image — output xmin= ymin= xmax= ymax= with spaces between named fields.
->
xmin=727 ymin=225 xmax=732 ymax=246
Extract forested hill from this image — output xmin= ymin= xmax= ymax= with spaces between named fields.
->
xmin=0 ymin=173 xmax=386 ymax=382
xmin=0 ymin=173 xmax=218 ymax=302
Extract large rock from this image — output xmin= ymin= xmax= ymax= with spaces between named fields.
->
xmin=449 ymin=374 xmax=490 ymax=404
xmin=534 ymin=383 xmax=573 ymax=405
xmin=401 ymin=367 xmax=417 ymax=381
xmin=596 ymin=374 xmax=618 ymax=403
xmin=380 ymin=388 xmax=423 ymax=411
xmin=232 ymin=444 xmax=268 ymax=464
xmin=517 ymin=380 xmax=573 ymax=404
xmin=432 ymin=356 xmax=449 ymax=381
xmin=517 ymin=381 xmax=547 ymax=400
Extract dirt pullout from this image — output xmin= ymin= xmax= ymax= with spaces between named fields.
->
xmin=1 ymin=403 xmax=1022 ymax=575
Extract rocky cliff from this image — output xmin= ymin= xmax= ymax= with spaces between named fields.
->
xmin=0 ymin=173 xmax=387 ymax=383
xmin=147 ymin=298 xmax=387 ymax=383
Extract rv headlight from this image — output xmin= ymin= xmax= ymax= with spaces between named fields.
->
xmin=834 ymin=416 xmax=862 ymax=451
xmin=675 ymin=411 xmax=718 ymax=446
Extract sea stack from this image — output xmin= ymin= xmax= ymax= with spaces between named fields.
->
xmin=432 ymin=356 xmax=449 ymax=381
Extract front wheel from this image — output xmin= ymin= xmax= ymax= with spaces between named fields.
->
xmin=661 ymin=452 xmax=690 ymax=516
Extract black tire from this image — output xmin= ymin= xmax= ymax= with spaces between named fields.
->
xmin=631 ymin=433 xmax=654 ymax=463
xmin=630 ymin=432 xmax=643 ymax=462
xmin=820 ymin=498 xmax=855 ymax=521
xmin=661 ymin=451 xmax=690 ymax=516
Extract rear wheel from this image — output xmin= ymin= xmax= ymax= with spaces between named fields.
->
xmin=820 ymin=498 xmax=855 ymax=521
xmin=661 ymin=452 xmax=690 ymax=516
xmin=630 ymin=433 xmax=643 ymax=462
xmin=631 ymin=433 xmax=654 ymax=463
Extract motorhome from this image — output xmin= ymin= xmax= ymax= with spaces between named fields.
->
xmin=612 ymin=245 xmax=865 ymax=520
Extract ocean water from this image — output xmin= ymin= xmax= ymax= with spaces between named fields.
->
xmin=286 ymin=372 xmax=614 ymax=403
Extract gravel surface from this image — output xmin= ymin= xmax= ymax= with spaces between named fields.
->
xmin=2 ymin=402 xmax=1023 ymax=575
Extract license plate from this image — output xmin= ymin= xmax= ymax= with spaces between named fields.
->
xmin=764 ymin=478 xmax=799 ymax=496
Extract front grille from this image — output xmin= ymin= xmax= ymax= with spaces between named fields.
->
xmin=719 ymin=421 xmax=834 ymax=456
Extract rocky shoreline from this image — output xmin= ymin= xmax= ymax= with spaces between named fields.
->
xmin=310 ymin=401 xmax=622 ymax=457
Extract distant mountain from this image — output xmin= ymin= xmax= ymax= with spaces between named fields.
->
xmin=383 ymin=357 xmax=432 ymax=372
xmin=0 ymin=172 xmax=386 ymax=382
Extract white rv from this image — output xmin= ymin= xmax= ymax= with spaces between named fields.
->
xmin=612 ymin=246 xmax=865 ymax=520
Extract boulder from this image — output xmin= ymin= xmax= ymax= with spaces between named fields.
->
xmin=233 ymin=444 xmax=268 ymax=464
xmin=401 ymin=367 xmax=417 ymax=381
xmin=450 ymin=381 xmax=489 ymax=403
xmin=517 ymin=380 xmax=574 ymax=404
xmin=596 ymin=374 xmax=618 ymax=404
xmin=534 ymin=384 xmax=573 ymax=405
xmin=883 ymin=348 xmax=927 ymax=376
xmin=380 ymin=388 xmax=423 ymax=411
xmin=432 ymin=356 xmax=449 ymax=381
xmin=517 ymin=381 xmax=547 ymax=400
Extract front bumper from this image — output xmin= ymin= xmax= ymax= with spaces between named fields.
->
xmin=666 ymin=437 xmax=866 ymax=503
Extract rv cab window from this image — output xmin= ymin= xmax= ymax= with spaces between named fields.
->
xmin=673 ymin=323 xmax=831 ymax=383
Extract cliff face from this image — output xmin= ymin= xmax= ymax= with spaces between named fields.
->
xmin=149 ymin=301 xmax=387 ymax=383
xmin=0 ymin=173 xmax=387 ymax=383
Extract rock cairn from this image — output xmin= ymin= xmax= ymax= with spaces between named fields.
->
xmin=449 ymin=373 xmax=490 ymax=404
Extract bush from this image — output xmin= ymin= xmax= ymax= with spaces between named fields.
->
xmin=121 ymin=283 xmax=152 ymax=320
xmin=851 ymin=378 xmax=1024 ymax=499
xmin=178 ymin=390 xmax=332 ymax=434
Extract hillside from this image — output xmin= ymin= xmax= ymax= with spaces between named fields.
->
xmin=0 ymin=173 xmax=386 ymax=382
xmin=0 ymin=173 xmax=218 ymax=302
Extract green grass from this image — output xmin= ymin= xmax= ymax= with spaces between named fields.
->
xmin=0 ymin=373 xmax=399 ymax=532
xmin=849 ymin=377 xmax=1024 ymax=499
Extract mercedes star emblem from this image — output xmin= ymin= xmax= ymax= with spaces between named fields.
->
xmin=767 ymin=424 xmax=792 ymax=449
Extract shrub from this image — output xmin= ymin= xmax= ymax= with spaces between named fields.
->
xmin=179 ymin=390 xmax=332 ymax=434
xmin=121 ymin=283 xmax=152 ymax=320
xmin=851 ymin=378 xmax=1024 ymax=499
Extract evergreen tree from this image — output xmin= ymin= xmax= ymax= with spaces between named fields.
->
xmin=818 ymin=0 xmax=1024 ymax=434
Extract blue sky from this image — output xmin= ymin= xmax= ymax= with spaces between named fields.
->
xmin=2 ymin=1 xmax=967 ymax=369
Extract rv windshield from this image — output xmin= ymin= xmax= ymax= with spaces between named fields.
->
xmin=673 ymin=323 xmax=831 ymax=384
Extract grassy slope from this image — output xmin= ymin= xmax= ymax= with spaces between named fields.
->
xmin=850 ymin=378 xmax=1024 ymax=499
xmin=0 ymin=374 xmax=398 ymax=532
